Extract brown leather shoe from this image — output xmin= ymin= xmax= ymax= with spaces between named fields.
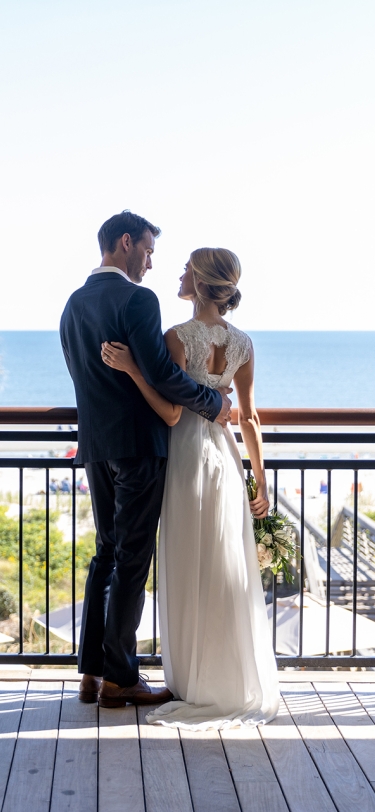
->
xmin=99 ymin=676 xmax=173 ymax=708
xmin=78 ymin=674 xmax=102 ymax=703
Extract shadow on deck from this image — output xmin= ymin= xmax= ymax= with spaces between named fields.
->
xmin=0 ymin=670 xmax=375 ymax=811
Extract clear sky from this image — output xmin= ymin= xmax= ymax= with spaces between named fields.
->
xmin=0 ymin=0 xmax=374 ymax=331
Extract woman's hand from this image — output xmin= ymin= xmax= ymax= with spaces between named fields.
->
xmin=249 ymin=484 xmax=269 ymax=519
xmin=101 ymin=341 xmax=140 ymax=377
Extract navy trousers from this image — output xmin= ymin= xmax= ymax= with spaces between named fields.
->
xmin=78 ymin=456 xmax=167 ymax=687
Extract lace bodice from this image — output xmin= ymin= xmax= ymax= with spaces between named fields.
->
xmin=172 ymin=319 xmax=252 ymax=389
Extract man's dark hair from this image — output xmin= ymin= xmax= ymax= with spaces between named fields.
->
xmin=98 ymin=210 xmax=161 ymax=255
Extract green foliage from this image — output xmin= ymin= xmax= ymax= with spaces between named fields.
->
xmin=0 ymin=505 xmax=94 ymax=615
xmin=365 ymin=510 xmax=375 ymax=522
xmin=0 ymin=586 xmax=16 ymax=619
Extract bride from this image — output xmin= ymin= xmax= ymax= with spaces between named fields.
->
xmin=102 ymin=247 xmax=279 ymax=730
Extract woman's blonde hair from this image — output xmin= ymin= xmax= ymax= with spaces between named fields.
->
xmin=189 ymin=247 xmax=242 ymax=315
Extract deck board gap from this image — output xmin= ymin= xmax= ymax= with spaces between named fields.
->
xmin=0 ymin=681 xmax=29 ymax=812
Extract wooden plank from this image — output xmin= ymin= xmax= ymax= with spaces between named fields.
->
xmin=314 ymin=681 xmax=375 ymax=784
xmin=350 ymin=683 xmax=375 ymax=720
xmin=259 ymin=696 xmax=336 ymax=812
xmin=0 ymin=681 xmax=27 ymax=807
xmin=137 ymin=704 xmax=193 ymax=812
xmin=2 ymin=681 xmax=62 ymax=812
xmin=50 ymin=681 xmax=97 ymax=812
xmin=221 ymin=724 xmax=289 ymax=812
xmin=98 ymin=703 xmax=144 ymax=812
xmin=179 ymin=728 xmax=240 ymax=812
xmin=0 ymin=667 xmax=32 ymax=679
xmin=282 ymin=682 xmax=375 ymax=812
xmin=278 ymin=671 xmax=375 ymax=683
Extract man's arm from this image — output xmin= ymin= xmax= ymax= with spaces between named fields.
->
xmin=124 ymin=287 xmax=222 ymax=422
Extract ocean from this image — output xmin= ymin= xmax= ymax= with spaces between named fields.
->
xmin=0 ymin=331 xmax=374 ymax=408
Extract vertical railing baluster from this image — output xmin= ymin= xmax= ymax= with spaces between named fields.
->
xmin=272 ymin=469 xmax=278 ymax=653
xmin=152 ymin=546 xmax=157 ymax=656
xmin=18 ymin=468 xmax=23 ymax=654
xmin=72 ymin=468 xmax=76 ymax=654
xmin=298 ymin=469 xmax=305 ymax=657
xmin=45 ymin=469 xmax=50 ymax=654
xmin=353 ymin=469 xmax=358 ymax=655
xmin=325 ymin=469 xmax=331 ymax=657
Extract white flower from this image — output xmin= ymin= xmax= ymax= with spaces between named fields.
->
xmin=274 ymin=529 xmax=290 ymax=542
xmin=257 ymin=543 xmax=273 ymax=569
xmin=256 ymin=543 xmax=267 ymax=568
xmin=262 ymin=533 xmax=273 ymax=546
xmin=262 ymin=549 xmax=274 ymax=568
xmin=277 ymin=544 xmax=289 ymax=558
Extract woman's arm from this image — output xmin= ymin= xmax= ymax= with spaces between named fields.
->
xmin=233 ymin=350 xmax=269 ymax=519
xmin=101 ymin=329 xmax=185 ymax=427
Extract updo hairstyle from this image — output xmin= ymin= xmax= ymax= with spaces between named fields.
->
xmin=189 ymin=247 xmax=242 ymax=316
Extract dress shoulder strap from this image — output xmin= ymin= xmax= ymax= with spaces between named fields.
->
xmin=170 ymin=320 xmax=200 ymax=364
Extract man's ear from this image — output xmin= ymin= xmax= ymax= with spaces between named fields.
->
xmin=120 ymin=233 xmax=132 ymax=253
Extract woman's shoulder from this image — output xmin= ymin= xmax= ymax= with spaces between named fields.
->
xmin=227 ymin=323 xmax=253 ymax=350
xmin=166 ymin=319 xmax=198 ymax=341
xmin=226 ymin=323 xmax=253 ymax=367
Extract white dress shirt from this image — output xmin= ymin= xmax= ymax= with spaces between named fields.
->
xmin=91 ymin=266 xmax=131 ymax=282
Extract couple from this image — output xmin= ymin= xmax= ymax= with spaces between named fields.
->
xmin=60 ymin=209 xmax=279 ymax=730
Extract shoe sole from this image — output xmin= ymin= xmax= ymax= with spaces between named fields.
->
xmin=99 ymin=694 xmax=172 ymax=708
xmin=79 ymin=691 xmax=99 ymax=703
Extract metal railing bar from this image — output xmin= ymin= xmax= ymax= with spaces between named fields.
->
xmin=298 ymin=470 xmax=305 ymax=657
xmin=263 ymin=460 xmax=375 ymax=470
xmin=236 ymin=432 xmax=375 ymax=444
xmin=353 ymin=470 xmax=358 ymax=655
xmin=18 ymin=469 xmax=23 ymax=654
xmin=0 ymin=651 xmax=373 ymax=667
xmin=0 ymin=431 xmax=77 ymax=442
xmin=0 ymin=459 xmax=84 ymax=469
xmin=45 ymin=469 xmax=50 ymax=654
xmin=272 ymin=470 xmax=278 ymax=652
xmin=72 ymin=468 xmax=76 ymax=655
xmin=325 ymin=470 xmax=332 ymax=656
xmin=1 ymin=457 xmax=375 ymax=471
xmin=276 ymin=655 xmax=375 ymax=668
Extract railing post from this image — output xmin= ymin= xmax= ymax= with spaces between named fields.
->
xmin=325 ymin=469 xmax=332 ymax=656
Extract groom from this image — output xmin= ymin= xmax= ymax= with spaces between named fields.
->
xmin=60 ymin=210 xmax=232 ymax=707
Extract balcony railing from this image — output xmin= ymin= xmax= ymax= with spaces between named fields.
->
xmin=0 ymin=406 xmax=375 ymax=669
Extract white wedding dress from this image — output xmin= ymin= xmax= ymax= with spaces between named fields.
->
xmin=146 ymin=319 xmax=279 ymax=730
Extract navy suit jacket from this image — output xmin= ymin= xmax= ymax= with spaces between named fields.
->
xmin=60 ymin=272 xmax=222 ymax=463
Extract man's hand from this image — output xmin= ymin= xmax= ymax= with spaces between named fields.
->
xmin=215 ymin=387 xmax=233 ymax=427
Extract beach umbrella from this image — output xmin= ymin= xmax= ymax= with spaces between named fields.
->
xmin=267 ymin=592 xmax=375 ymax=655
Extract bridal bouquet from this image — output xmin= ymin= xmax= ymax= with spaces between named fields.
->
xmin=246 ymin=474 xmax=296 ymax=583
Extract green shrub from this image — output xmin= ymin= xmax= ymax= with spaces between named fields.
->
xmin=0 ymin=505 xmax=94 ymax=614
xmin=0 ymin=586 xmax=16 ymax=619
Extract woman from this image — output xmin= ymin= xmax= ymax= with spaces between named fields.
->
xmin=102 ymin=247 xmax=279 ymax=730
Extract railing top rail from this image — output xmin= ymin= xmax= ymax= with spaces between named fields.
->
xmin=0 ymin=407 xmax=78 ymax=424
xmin=1 ymin=406 xmax=375 ymax=426
xmin=233 ymin=407 xmax=375 ymax=426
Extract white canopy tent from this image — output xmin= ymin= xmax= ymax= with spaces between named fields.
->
xmin=268 ymin=592 xmax=375 ymax=655
xmin=35 ymin=593 xmax=159 ymax=644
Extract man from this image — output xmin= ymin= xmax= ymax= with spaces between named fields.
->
xmin=60 ymin=210 xmax=232 ymax=707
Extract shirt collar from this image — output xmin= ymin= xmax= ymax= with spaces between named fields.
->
xmin=91 ymin=266 xmax=132 ymax=282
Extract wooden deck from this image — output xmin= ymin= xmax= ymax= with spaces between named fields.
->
xmin=1 ymin=670 xmax=375 ymax=812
